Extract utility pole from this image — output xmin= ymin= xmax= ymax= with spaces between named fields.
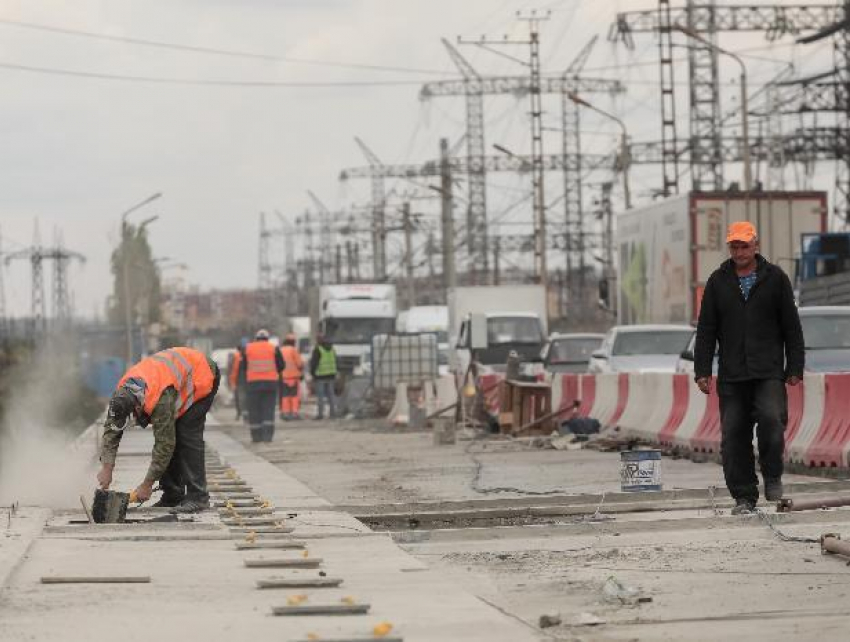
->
xmin=522 ymin=10 xmax=550 ymax=288
xmin=402 ymin=202 xmax=415 ymax=308
xmin=460 ymin=10 xmax=550 ymax=287
xmin=0 ymin=225 xmax=7 ymax=340
xmin=354 ymin=137 xmax=387 ymax=280
xmin=438 ymin=138 xmax=456 ymax=292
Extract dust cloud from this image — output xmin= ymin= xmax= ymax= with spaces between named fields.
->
xmin=0 ymin=346 xmax=101 ymax=509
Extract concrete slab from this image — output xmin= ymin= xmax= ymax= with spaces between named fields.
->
xmin=0 ymin=425 xmax=542 ymax=642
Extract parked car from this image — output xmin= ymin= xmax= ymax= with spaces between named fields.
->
xmin=588 ymin=324 xmax=694 ymax=374
xmin=541 ymin=333 xmax=604 ymax=374
xmin=799 ymin=306 xmax=850 ymax=372
xmin=675 ymin=331 xmax=719 ymax=375
xmin=677 ymin=307 xmax=850 ymax=375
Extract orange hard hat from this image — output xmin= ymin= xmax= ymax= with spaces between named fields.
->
xmin=726 ymin=221 xmax=757 ymax=244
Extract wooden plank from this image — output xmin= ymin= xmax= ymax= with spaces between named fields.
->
xmin=229 ymin=527 xmax=295 ymax=535
xmin=244 ymin=558 xmax=322 ymax=569
xmin=221 ymin=517 xmax=283 ymax=527
xmin=271 ymin=603 xmax=370 ymax=616
xmin=256 ymin=577 xmax=343 ymax=589
xmin=289 ymin=638 xmax=401 ymax=642
xmin=235 ymin=541 xmax=306 ymax=550
xmin=218 ymin=507 xmax=274 ymax=516
xmin=41 ymin=576 xmax=151 ymax=584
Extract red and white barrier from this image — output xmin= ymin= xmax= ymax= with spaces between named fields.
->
xmin=551 ymin=371 xmax=850 ymax=469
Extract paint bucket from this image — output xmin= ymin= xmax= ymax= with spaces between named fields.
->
xmin=620 ymin=450 xmax=662 ymax=492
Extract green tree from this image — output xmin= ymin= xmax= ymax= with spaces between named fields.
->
xmin=109 ymin=223 xmax=161 ymax=326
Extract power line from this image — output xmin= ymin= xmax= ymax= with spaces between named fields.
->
xmin=0 ymin=17 xmax=457 ymax=77
xmin=0 ymin=60 xmax=435 ymax=88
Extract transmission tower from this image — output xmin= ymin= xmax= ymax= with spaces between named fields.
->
xmin=4 ymin=223 xmax=84 ymax=336
xmin=611 ymin=1 xmax=840 ymax=194
xmin=426 ymin=35 xmax=625 ymax=283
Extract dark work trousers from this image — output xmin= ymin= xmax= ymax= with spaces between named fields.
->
xmin=159 ymin=365 xmax=221 ymax=504
xmin=718 ymin=378 xmax=788 ymax=503
xmin=247 ymin=381 xmax=277 ymax=442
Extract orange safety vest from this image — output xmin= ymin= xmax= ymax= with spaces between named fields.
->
xmin=228 ymin=351 xmax=242 ymax=389
xmin=244 ymin=340 xmax=279 ymax=383
xmin=279 ymin=345 xmax=303 ymax=380
xmin=119 ymin=347 xmax=214 ymax=418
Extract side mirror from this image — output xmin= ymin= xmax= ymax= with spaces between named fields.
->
xmin=680 ymin=349 xmax=694 ymax=361
xmin=591 ymin=350 xmax=608 ymax=360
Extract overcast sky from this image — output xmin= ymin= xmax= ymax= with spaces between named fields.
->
xmin=0 ymin=0 xmax=835 ymax=318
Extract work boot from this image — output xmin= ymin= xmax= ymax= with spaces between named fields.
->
xmin=764 ymin=478 xmax=784 ymax=502
xmin=731 ymin=499 xmax=756 ymax=515
xmin=151 ymin=497 xmax=181 ymax=508
xmin=169 ymin=499 xmax=210 ymax=514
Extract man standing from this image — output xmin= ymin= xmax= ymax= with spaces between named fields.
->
xmin=97 ymin=347 xmax=220 ymax=513
xmin=694 ymin=221 xmax=804 ymax=514
xmin=242 ymin=329 xmax=285 ymax=442
xmin=309 ymin=333 xmax=338 ymax=420
xmin=279 ymin=333 xmax=304 ymax=420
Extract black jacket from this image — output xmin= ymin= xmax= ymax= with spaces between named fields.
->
xmin=695 ymin=255 xmax=804 ymax=382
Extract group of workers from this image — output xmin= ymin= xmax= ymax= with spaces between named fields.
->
xmin=97 ymin=330 xmax=340 ymax=513
xmin=96 ymin=219 xmax=799 ymax=518
xmin=228 ymin=330 xmax=339 ymax=443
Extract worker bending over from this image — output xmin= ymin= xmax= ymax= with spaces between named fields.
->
xmin=97 ymin=346 xmax=220 ymax=514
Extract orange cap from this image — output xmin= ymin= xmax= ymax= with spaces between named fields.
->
xmin=726 ymin=221 xmax=757 ymax=244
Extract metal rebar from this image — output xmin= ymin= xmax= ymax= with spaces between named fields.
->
xmin=777 ymin=496 xmax=850 ymax=513
xmin=821 ymin=533 xmax=850 ymax=559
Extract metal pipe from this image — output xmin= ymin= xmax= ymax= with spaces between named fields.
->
xmin=821 ymin=533 xmax=850 ymax=559
xmin=777 ymin=496 xmax=850 ymax=513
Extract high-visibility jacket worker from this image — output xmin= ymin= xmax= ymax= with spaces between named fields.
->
xmin=309 ymin=335 xmax=338 ymax=420
xmin=279 ymin=334 xmax=304 ymax=420
xmin=98 ymin=347 xmax=221 ymax=514
xmin=241 ymin=329 xmax=285 ymax=442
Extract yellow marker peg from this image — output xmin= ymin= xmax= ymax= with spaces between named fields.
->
xmin=225 ymin=501 xmax=234 ymax=509
xmin=373 ymin=622 xmax=394 ymax=637
xmin=302 ymin=549 xmax=309 ymax=558
xmin=287 ymin=594 xmax=308 ymax=606
xmin=260 ymin=500 xmax=271 ymax=509
xmin=341 ymin=596 xmax=355 ymax=605
xmin=306 ymin=634 xmax=320 ymax=641
xmin=245 ymin=531 xmax=257 ymax=544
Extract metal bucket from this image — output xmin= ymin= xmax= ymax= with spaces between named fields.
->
xmin=620 ymin=450 xmax=662 ymax=492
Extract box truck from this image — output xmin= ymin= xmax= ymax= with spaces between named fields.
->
xmin=616 ymin=191 xmax=827 ymax=325
xmin=447 ymin=285 xmax=548 ymax=372
xmin=310 ymin=284 xmax=397 ymax=374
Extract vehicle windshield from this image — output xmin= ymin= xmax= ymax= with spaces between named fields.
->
xmin=612 ymin=330 xmax=693 ymax=356
xmin=487 ymin=317 xmax=544 ymax=345
xmin=323 ymin=317 xmax=396 ymax=344
xmin=549 ymin=337 xmax=602 ymax=363
xmin=801 ymin=314 xmax=850 ymax=349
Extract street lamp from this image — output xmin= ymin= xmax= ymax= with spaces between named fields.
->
xmin=119 ymin=193 xmax=162 ymax=366
xmin=675 ymin=25 xmax=751 ymax=192
xmin=567 ymin=92 xmax=632 ymax=210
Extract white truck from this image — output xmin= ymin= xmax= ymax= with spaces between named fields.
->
xmin=311 ymin=284 xmax=397 ymax=374
xmin=616 ymin=191 xmax=827 ymax=325
xmin=447 ymin=285 xmax=548 ymax=373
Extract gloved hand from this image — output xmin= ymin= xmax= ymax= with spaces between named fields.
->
xmin=97 ymin=464 xmax=114 ymax=489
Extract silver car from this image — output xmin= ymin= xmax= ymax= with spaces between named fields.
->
xmin=588 ymin=324 xmax=695 ymax=374
xmin=541 ymin=332 xmax=604 ymax=374
xmin=799 ymin=306 xmax=850 ymax=373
